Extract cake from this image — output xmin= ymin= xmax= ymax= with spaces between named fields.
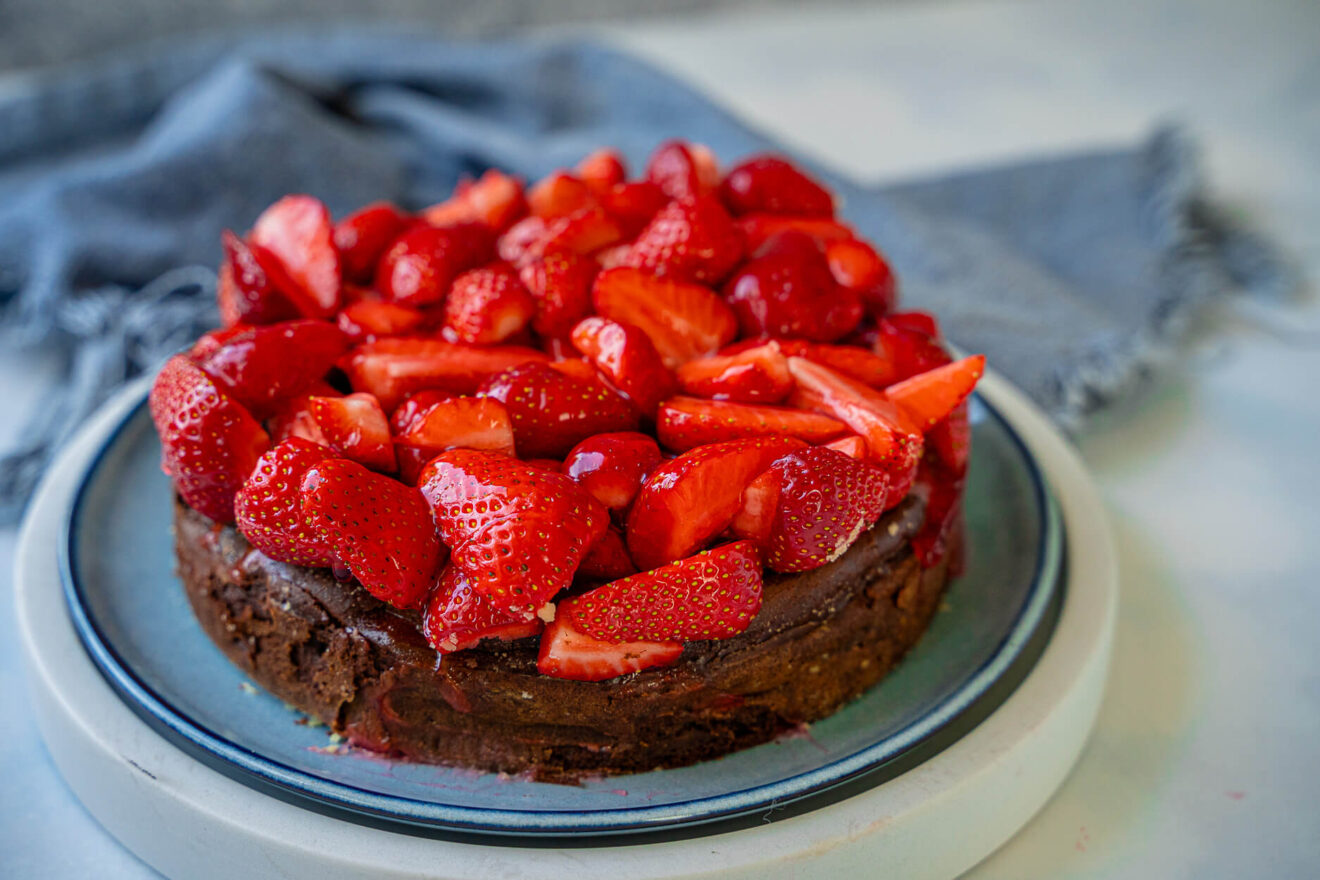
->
xmin=149 ymin=141 xmax=983 ymax=780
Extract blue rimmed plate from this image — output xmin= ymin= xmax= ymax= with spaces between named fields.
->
xmin=60 ymin=389 xmax=1062 ymax=840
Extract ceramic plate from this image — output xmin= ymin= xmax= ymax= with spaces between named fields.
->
xmin=60 ymin=389 xmax=1062 ymax=839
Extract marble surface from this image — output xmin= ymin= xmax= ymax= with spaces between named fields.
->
xmin=4 ymin=0 xmax=1318 ymax=875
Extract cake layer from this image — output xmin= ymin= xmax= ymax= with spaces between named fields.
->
xmin=174 ymin=495 xmax=952 ymax=780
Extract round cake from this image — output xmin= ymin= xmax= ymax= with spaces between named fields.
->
xmin=149 ymin=140 xmax=983 ymax=780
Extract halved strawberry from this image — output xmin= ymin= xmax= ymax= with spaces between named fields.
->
xmin=730 ymin=470 xmax=779 ymax=547
xmin=423 ymin=566 xmax=544 ymax=654
xmin=266 ymin=381 xmax=340 ymax=446
xmin=537 ymin=206 xmax=623 ymax=256
xmin=569 ymin=317 xmax=677 ymax=417
xmin=336 ymin=300 xmax=426 ymax=342
xmin=562 ymin=540 xmax=762 ymax=642
xmin=308 ymin=392 xmax=397 ymax=472
xmin=518 ymin=249 xmax=597 ymax=341
xmin=884 ymin=355 xmax=985 ymax=430
xmin=149 ymin=355 xmax=270 ymax=524
xmin=477 ymin=361 xmax=639 ymax=459
xmin=419 ymin=449 xmax=606 ymax=617
xmin=234 ymin=438 xmax=336 ymax=566
xmin=333 ymin=202 xmax=411 ymax=283
xmin=217 ymin=231 xmax=298 ymax=326
xmin=443 ymin=263 xmax=535 ymax=345
xmin=675 ymin=342 xmax=793 ymax=403
xmin=911 ymin=469 xmax=965 ymax=569
xmin=823 ymin=434 xmax=868 ymax=460
xmin=339 ymin=338 xmax=549 ymax=411
xmin=375 ymin=223 xmax=495 ymax=307
xmin=497 ymin=216 xmax=549 ymax=266
xmin=423 ymin=170 xmax=527 ymax=232
xmin=927 ymin=400 xmax=972 ymax=477
xmin=720 ymin=155 xmax=834 ymax=217
xmin=627 ymin=434 xmax=806 ymax=570
xmin=786 ymin=357 xmax=923 ymax=472
xmin=592 ymin=267 xmax=737 ymax=369
xmin=622 ymin=195 xmax=744 ymax=285
xmin=191 ymin=319 xmax=349 ymax=418
xmin=723 ymin=230 xmax=862 ymax=342
xmin=796 ymin=342 xmax=900 ymax=388
xmin=827 ymin=238 xmax=896 ymax=317
xmin=300 ymin=458 xmax=443 ymax=609
xmin=645 ymin=139 xmax=720 ymax=201
xmin=577 ymin=525 xmax=638 ymax=580
xmin=577 ymin=148 xmax=628 ymax=193
xmin=736 ymin=214 xmax=855 ymax=253
xmin=536 ymin=615 xmax=682 ymax=681
xmin=562 ymin=431 xmax=662 ymax=511
xmin=528 ymin=172 xmax=597 ymax=219
xmin=873 ymin=314 xmax=951 ymax=380
xmin=250 ymin=195 xmax=343 ymax=318
xmin=396 ymin=396 xmax=516 ymax=458
xmin=656 ymin=397 xmax=846 ymax=452
xmin=595 ymin=181 xmax=667 ymax=237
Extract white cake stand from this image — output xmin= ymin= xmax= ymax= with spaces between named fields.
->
xmin=15 ymin=371 xmax=1116 ymax=880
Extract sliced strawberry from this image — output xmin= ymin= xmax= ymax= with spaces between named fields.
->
xmin=730 ymin=470 xmax=780 ymax=547
xmin=797 ymin=342 xmax=900 ymax=388
xmin=562 ymin=431 xmax=662 ymax=512
xmin=423 ymin=170 xmax=527 ymax=232
xmin=307 ymin=392 xmax=396 ymax=472
xmin=723 ymin=230 xmax=862 ymax=342
xmin=234 ymin=438 xmax=336 ymax=566
xmin=537 ymin=206 xmax=623 ymax=256
xmin=720 ymin=155 xmax=834 ymax=217
xmin=736 ymin=214 xmax=855 ymax=253
xmin=569 ymin=317 xmax=677 ymax=417
xmin=577 ymin=525 xmax=638 ymax=581
xmin=927 ymin=400 xmax=972 ymax=477
xmin=595 ymin=181 xmax=667 ymax=237
xmin=874 ymin=315 xmax=952 ymax=380
xmin=390 ymin=389 xmax=452 ymax=434
xmin=592 ymin=267 xmax=737 ymax=368
xmin=419 ymin=449 xmax=606 ymax=617
xmin=333 ymin=202 xmax=411 ymax=283
xmin=339 ymin=338 xmax=549 ymax=411
xmin=528 ymin=172 xmax=597 ymax=219
xmin=676 ymin=342 xmax=793 ymax=403
xmin=622 ymin=195 xmax=744 ymax=285
xmin=536 ymin=615 xmax=682 ymax=681
xmin=375 ymin=222 xmax=495 ymax=307
xmin=884 ymin=355 xmax=985 ymax=431
xmin=883 ymin=311 xmax=940 ymax=338
xmin=826 ymin=238 xmax=896 ymax=317
xmin=266 ymin=381 xmax=340 ymax=446
xmin=912 ymin=469 xmax=965 ymax=569
xmin=396 ymin=396 xmax=515 ymax=458
xmin=497 ymin=216 xmax=549 ymax=266
xmin=217 ymin=231 xmax=298 ymax=326
xmin=546 ymin=357 xmax=601 ymax=383
xmin=519 ymin=250 xmax=597 ymax=341
xmin=442 ymin=263 xmax=535 ymax=344
xmin=149 ymin=355 xmax=270 ymax=523
xmin=645 ymin=139 xmax=719 ymax=200
xmin=656 ymin=396 xmax=846 ymax=452
xmin=627 ymin=435 xmax=806 ymax=570
xmin=786 ymin=357 xmax=923 ymax=472
xmin=192 ymin=319 xmax=349 ymax=418
xmin=477 ymin=361 xmax=639 ymax=459
xmin=823 ymin=434 xmax=868 ymax=460
xmin=760 ymin=447 xmax=889 ymax=571
xmin=336 ymin=300 xmax=426 ymax=342
xmin=423 ymin=566 xmax=544 ymax=654
xmin=300 ymin=459 xmax=443 ymax=609
xmin=563 ymin=540 xmax=762 ymax=642
xmin=576 ymin=148 xmax=628 ymax=193
xmin=250 ymin=195 xmax=342 ymax=318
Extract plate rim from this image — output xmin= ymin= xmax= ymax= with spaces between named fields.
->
xmin=58 ymin=379 xmax=1062 ymax=837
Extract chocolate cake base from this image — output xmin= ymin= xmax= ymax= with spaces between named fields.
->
xmin=174 ymin=496 xmax=953 ymax=781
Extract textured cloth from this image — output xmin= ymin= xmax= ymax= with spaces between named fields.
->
xmin=0 ymin=30 xmax=1291 ymax=524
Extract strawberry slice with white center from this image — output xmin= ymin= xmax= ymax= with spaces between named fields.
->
xmin=656 ymin=396 xmax=846 ymax=452
xmin=562 ymin=540 xmax=763 ymax=642
xmin=396 ymin=396 xmax=516 ymax=458
xmin=307 ymin=392 xmax=397 ymax=472
xmin=592 ymin=267 xmax=738 ymax=369
xmin=249 ymin=195 xmax=343 ymax=318
xmin=883 ymin=355 xmax=985 ymax=431
xmin=423 ymin=566 xmax=544 ymax=654
xmin=786 ymin=356 xmax=923 ymax=472
xmin=235 ymin=438 xmax=336 ymax=567
xmin=536 ymin=615 xmax=682 ymax=682
xmin=338 ymin=338 xmax=549 ymax=411
xmin=627 ymin=434 xmax=806 ymax=571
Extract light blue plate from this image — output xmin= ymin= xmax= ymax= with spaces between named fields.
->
xmin=61 ymin=390 xmax=1062 ymax=840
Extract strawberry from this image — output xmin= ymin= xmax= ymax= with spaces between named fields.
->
xmin=622 ymin=195 xmax=744 ymax=285
xmin=217 ymin=231 xmax=297 ymax=326
xmin=497 ymin=216 xmax=549 ymax=266
xmin=418 ymin=449 xmax=606 ymax=617
xmin=422 ymin=170 xmax=527 ymax=232
xmin=192 ymin=319 xmax=350 ymax=418
xmin=149 ymin=355 xmax=270 ymax=523
xmin=595 ymin=181 xmax=667 ymax=237
xmin=250 ymin=195 xmax=343 ymax=318
xmin=927 ymin=400 xmax=972 ymax=477
xmin=300 ymin=458 xmax=444 ymax=609
xmin=569 ymin=317 xmax=677 ymax=417
xmin=546 ymin=357 xmax=601 ymax=383
xmin=577 ymin=525 xmax=638 ymax=580
xmin=884 ymin=311 xmax=940 ymax=338
xmin=477 ymin=361 xmax=639 ymax=459
xmin=528 ymin=172 xmax=597 ymax=219
xmin=656 ymin=396 xmax=846 ymax=452
xmin=720 ymin=155 xmax=834 ymax=218
xmin=234 ymin=438 xmax=336 ymax=567
xmin=562 ymin=540 xmax=762 ymax=642
xmin=795 ymin=342 xmax=900 ymax=388
xmin=308 ymin=392 xmax=397 ymax=472
xmin=730 ymin=470 xmax=779 ymax=547
xmin=536 ymin=615 xmax=682 ymax=681
xmin=627 ymin=435 xmax=806 ymax=570
xmin=333 ymin=202 xmax=411 ymax=283
xmin=562 ymin=431 xmax=662 ymax=511
xmin=576 ymin=148 xmax=628 ymax=193
xmin=786 ymin=357 xmax=923 ymax=472
xmin=592 ymin=267 xmax=738 ymax=368
xmin=826 ymin=238 xmax=896 ymax=317
xmin=375 ymin=222 xmax=495 ymax=307
xmin=336 ymin=300 xmax=426 ymax=342
xmin=519 ymin=250 xmax=597 ymax=340
xmin=723 ymin=230 xmax=862 ymax=342
xmin=442 ymin=263 xmax=535 ymax=344
xmin=823 ymin=434 xmax=869 ymax=460
xmin=736 ymin=214 xmax=855 ymax=253
xmin=267 ymin=381 xmax=340 ymax=446
xmin=537 ymin=206 xmax=623 ymax=256
xmin=675 ymin=342 xmax=793 ymax=403
xmin=339 ymin=338 xmax=549 ymax=411
xmin=911 ymin=469 xmax=965 ymax=569
xmin=760 ymin=447 xmax=890 ymax=572
xmin=423 ymin=566 xmax=544 ymax=654
xmin=884 ymin=355 xmax=985 ymax=431
xmin=396 ymin=395 xmax=516 ymax=458
xmin=874 ymin=314 xmax=952 ymax=380
xmin=645 ymin=139 xmax=719 ymax=201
